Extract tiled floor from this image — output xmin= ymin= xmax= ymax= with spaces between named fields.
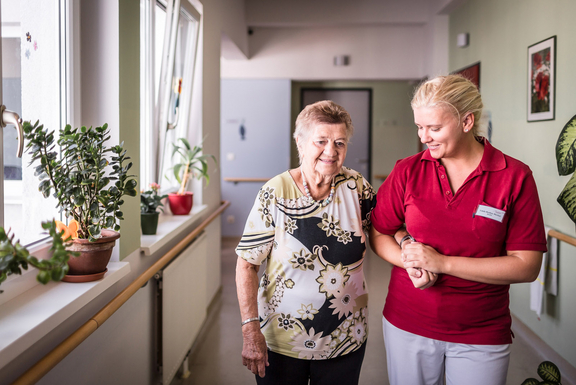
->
xmin=172 ymin=238 xmax=558 ymax=385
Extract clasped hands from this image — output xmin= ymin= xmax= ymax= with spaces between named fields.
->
xmin=401 ymin=241 xmax=443 ymax=290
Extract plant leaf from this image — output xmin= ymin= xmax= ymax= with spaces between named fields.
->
xmin=520 ymin=379 xmax=540 ymax=385
xmin=556 ymin=114 xmax=576 ymax=176
xmin=557 ymin=172 xmax=576 ymax=224
xmin=537 ymin=361 xmax=561 ymax=383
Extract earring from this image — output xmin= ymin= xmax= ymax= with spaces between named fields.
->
xmin=464 ymin=129 xmax=469 ymax=132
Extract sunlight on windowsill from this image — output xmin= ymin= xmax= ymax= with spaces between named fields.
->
xmin=140 ymin=204 xmax=207 ymax=256
xmin=0 ymin=262 xmax=130 ymax=367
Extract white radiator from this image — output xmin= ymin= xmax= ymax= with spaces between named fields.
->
xmin=157 ymin=232 xmax=207 ymax=384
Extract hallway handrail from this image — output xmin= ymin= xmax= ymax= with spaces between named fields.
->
xmin=548 ymin=228 xmax=576 ymax=247
xmin=13 ymin=201 xmax=231 ymax=385
xmin=223 ymin=177 xmax=270 ymax=184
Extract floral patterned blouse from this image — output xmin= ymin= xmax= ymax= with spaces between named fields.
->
xmin=236 ymin=167 xmax=376 ymax=360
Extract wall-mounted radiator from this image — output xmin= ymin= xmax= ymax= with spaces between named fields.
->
xmin=155 ymin=232 xmax=208 ymax=384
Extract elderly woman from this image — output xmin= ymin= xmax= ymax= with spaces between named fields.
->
xmin=369 ymin=74 xmax=547 ymax=385
xmin=235 ymin=100 xmax=376 ymax=385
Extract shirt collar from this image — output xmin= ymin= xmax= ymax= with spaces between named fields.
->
xmin=421 ymin=137 xmax=506 ymax=172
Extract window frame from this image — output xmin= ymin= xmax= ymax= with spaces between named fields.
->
xmin=140 ymin=0 xmax=201 ymax=192
xmin=0 ymin=0 xmax=74 ymax=246
xmin=0 ymin=0 xmax=76 ymax=301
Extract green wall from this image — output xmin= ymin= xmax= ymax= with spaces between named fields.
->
xmin=291 ymin=81 xmax=419 ymax=187
xmin=450 ymin=0 xmax=576 ymax=367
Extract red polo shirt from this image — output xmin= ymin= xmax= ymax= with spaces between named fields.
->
xmin=372 ymin=139 xmax=546 ymax=344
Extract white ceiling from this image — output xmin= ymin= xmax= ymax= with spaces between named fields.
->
xmin=244 ymin=0 xmax=468 ymax=27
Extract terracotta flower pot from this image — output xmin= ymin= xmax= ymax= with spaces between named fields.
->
xmin=141 ymin=212 xmax=160 ymax=235
xmin=168 ymin=192 xmax=193 ymax=215
xmin=63 ymin=229 xmax=121 ymax=282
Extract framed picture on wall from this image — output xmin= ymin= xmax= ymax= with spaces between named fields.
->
xmin=528 ymin=35 xmax=556 ymax=122
xmin=453 ymin=62 xmax=480 ymax=90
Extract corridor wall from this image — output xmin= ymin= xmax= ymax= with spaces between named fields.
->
xmin=449 ymin=0 xmax=576 ymax=368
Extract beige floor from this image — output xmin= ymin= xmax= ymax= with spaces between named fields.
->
xmin=172 ymin=238 xmax=550 ymax=385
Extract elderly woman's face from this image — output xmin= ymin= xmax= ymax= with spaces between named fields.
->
xmin=300 ymin=123 xmax=347 ymax=177
xmin=414 ymin=106 xmax=468 ymax=160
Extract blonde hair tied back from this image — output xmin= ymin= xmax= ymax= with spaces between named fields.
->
xmin=411 ymin=74 xmax=484 ymax=137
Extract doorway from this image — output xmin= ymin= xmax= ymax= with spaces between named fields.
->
xmin=301 ymin=88 xmax=372 ymax=183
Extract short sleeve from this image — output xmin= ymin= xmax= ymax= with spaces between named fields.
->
xmin=360 ymin=177 xmax=377 ymax=233
xmin=371 ymin=160 xmax=408 ymax=235
xmin=235 ymin=186 xmax=277 ymax=265
xmin=505 ymin=172 xmax=547 ymax=251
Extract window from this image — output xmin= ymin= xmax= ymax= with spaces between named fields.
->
xmin=140 ymin=0 xmax=201 ymax=192
xmin=1 ymin=0 xmax=71 ymax=245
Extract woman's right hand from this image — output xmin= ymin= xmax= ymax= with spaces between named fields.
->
xmin=406 ymin=267 xmax=438 ymax=290
xmin=401 ymin=240 xmax=438 ymax=290
xmin=241 ymin=323 xmax=269 ymax=378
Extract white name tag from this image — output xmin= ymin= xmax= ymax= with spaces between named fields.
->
xmin=474 ymin=204 xmax=505 ymax=222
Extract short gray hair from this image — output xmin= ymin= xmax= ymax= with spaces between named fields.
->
xmin=293 ymin=100 xmax=354 ymax=163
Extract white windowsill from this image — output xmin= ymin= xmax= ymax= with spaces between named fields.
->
xmin=0 ymin=262 xmax=131 ymax=367
xmin=140 ymin=204 xmax=207 ymax=256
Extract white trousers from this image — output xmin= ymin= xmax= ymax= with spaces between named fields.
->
xmin=383 ymin=317 xmax=511 ymax=385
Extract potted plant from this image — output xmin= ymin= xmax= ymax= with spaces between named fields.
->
xmin=166 ymin=138 xmax=215 ymax=215
xmin=140 ymin=183 xmax=168 ymax=235
xmin=556 ymin=114 xmax=576 ymax=224
xmin=0 ymin=220 xmax=79 ymax=292
xmin=522 ymin=360 xmax=562 ymax=385
xmin=23 ymin=121 xmax=137 ymax=282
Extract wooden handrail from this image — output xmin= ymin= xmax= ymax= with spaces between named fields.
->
xmin=13 ymin=201 xmax=230 ymax=385
xmin=374 ymin=174 xmax=389 ymax=180
xmin=223 ymin=177 xmax=270 ymax=184
xmin=548 ymin=228 xmax=576 ymax=248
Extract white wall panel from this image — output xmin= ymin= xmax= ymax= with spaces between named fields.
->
xmin=162 ymin=232 xmax=207 ymax=385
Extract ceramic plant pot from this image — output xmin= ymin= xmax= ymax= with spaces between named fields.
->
xmin=141 ymin=212 xmax=160 ymax=235
xmin=63 ymin=229 xmax=120 ymax=282
xmin=168 ymin=192 xmax=193 ymax=215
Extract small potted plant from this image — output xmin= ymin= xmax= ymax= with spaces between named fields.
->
xmin=166 ymin=138 xmax=215 ymax=215
xmin=23 ymin=121 xmax=138 ymax=282
xmin=140 ymin=183 xmax=168 ymax=235
xmin=0 ymin=220 xmax=79 ymax=292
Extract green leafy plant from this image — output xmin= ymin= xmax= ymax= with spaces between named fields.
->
xmin=522 ymin=360 xmax=562 ymax=385
xmin=141 ymin=183 xmax=168 ymax=214
xmin=167 ymin=138 xmax=216 ymax=195
xmin=23 ymin=121 xmax=138 ymax=241
xmin=556 ymin=114 xmax=576 ymax=223
xmin=0 ymin=220 xmax=80 ymax=292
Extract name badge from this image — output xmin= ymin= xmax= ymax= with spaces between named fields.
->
xmin=474 ymin=204 xmax=505 ymax=222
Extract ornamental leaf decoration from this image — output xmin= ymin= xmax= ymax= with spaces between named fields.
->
xmin=556 ymin=114 xmax=576 ymax=176
xmin=520 ymin=379 xmax=540 ymax=385
xmin=557 ymin=171 xmax=576 ymax=224
xmin=556 ymin=114 xmax=576 ymax=224
xmin=537 ymin=361 xmax=561 ymax=384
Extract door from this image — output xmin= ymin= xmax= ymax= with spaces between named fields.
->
xmin=302 ymin=89 xmax=372 ymax=183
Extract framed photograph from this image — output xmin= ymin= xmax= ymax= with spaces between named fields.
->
xmin=453 ymin=62 xmax=480 ymax=90
xmin=528 ymin=35 xmax=556 ymax=122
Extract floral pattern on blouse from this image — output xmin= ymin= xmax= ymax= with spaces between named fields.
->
xmin=236 ymin=167 xmax=375 ymax=360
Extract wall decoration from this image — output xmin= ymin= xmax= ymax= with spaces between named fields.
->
xmin=483 ymin=110 xmax=493 ymax=142
xmin=528 ymin=35 xmax=556 ymax=122
xmin=453 ymin=62 xmax=480 ymax=90
xmin=239 ymin=119 xmax=246 ymax=140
